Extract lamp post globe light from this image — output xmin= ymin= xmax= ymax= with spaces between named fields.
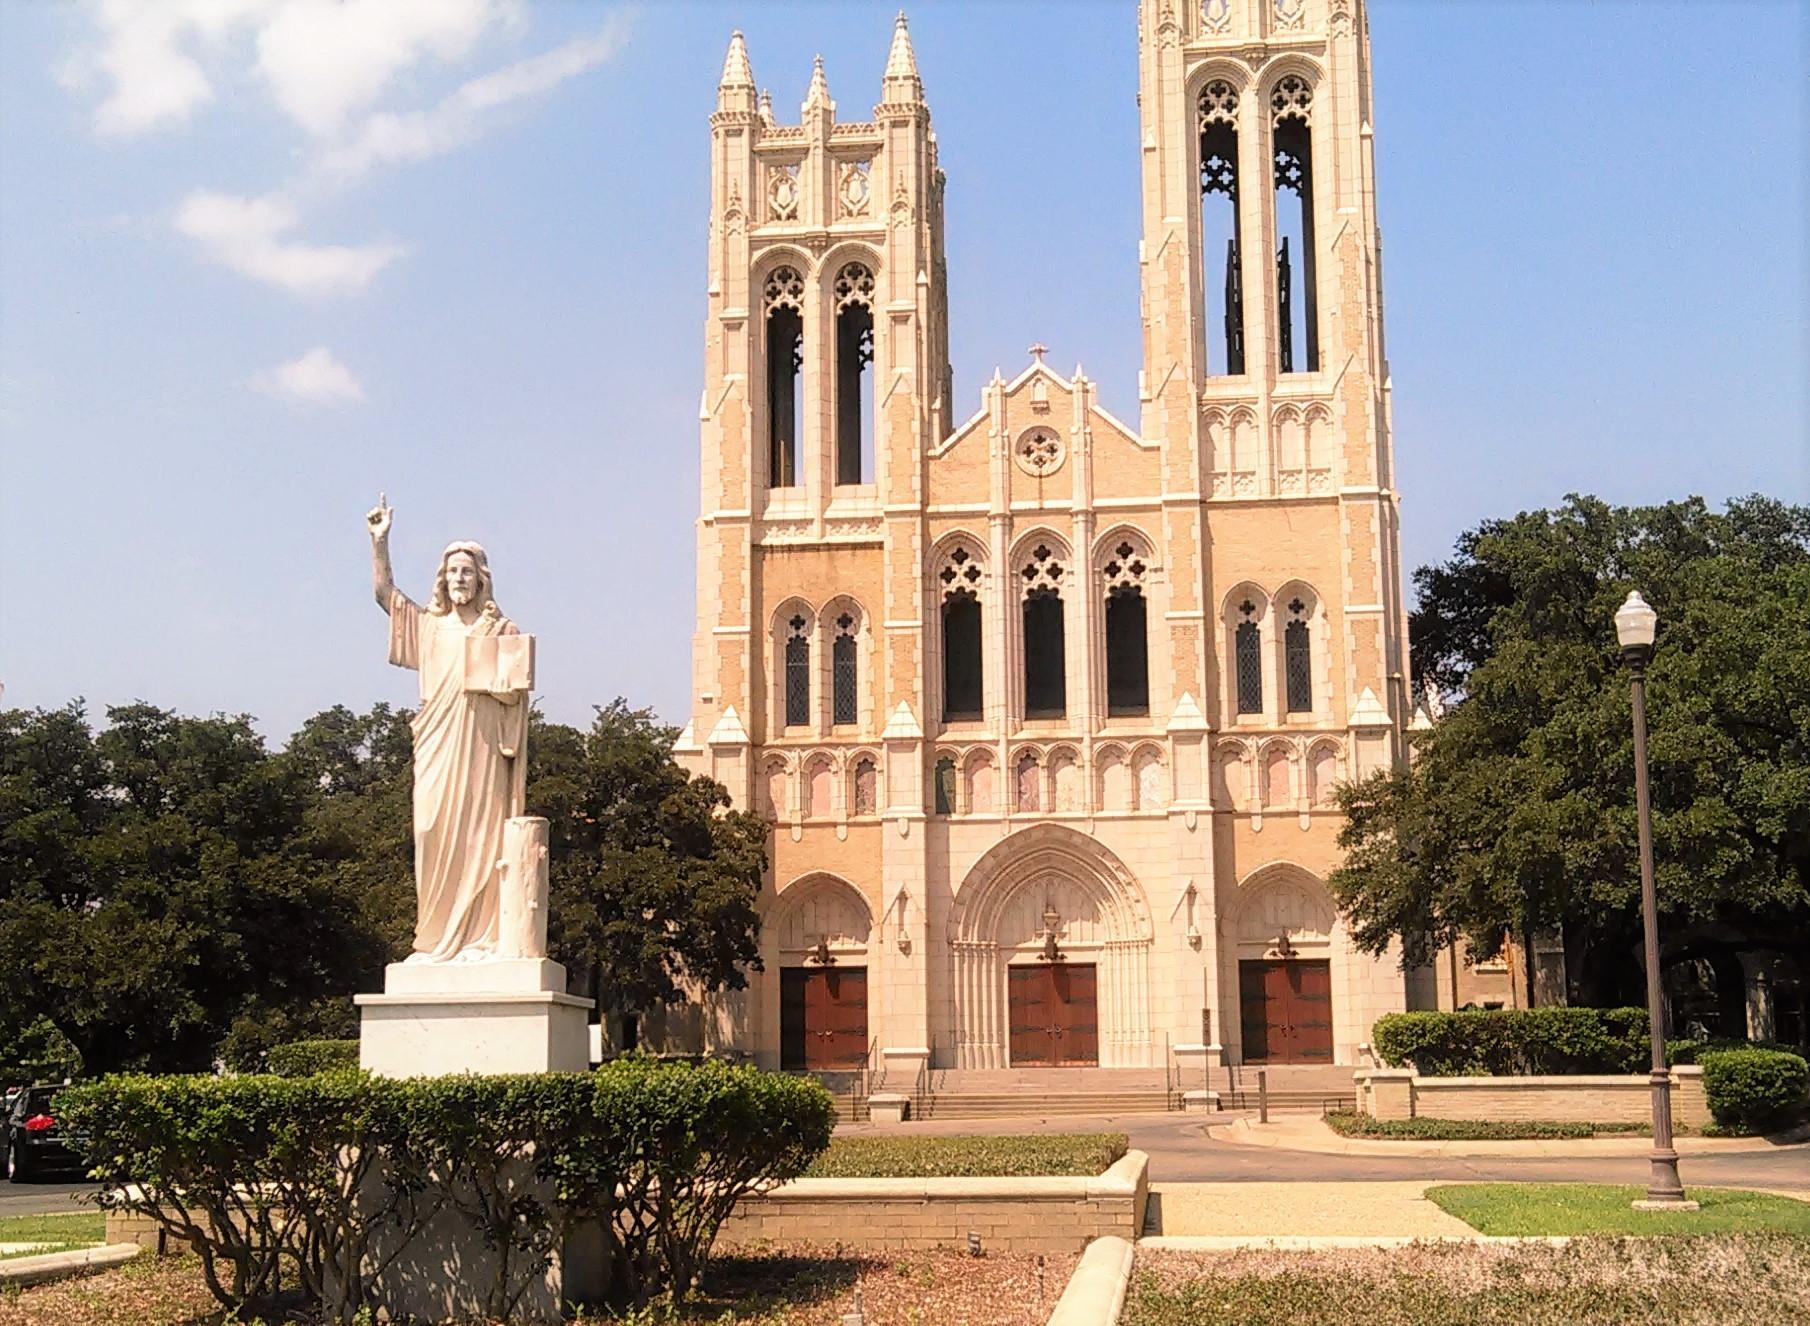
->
xmin=1615 ymin=591 xmax=1695 ymax=1210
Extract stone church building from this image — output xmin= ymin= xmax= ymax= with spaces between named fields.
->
xmin=672 ymin=0 xmax=1419 ymax=1079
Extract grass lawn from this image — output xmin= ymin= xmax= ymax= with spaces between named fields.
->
xmin=0 ymin=1245 xmax=1075 ymax=1325
xmin=804 ymin=1131 xmax=1128 ymax=1178
xmin=1426 ymin=1183 xmax=1810 ymax=1236
xmin=0 ymin=1211 xmax=105 ymax=1259
xmin=1323 ymin=1113 xmax=1649 ymax=1141
xmin=1126 ymin=1237 xmax=1810 ymax=1325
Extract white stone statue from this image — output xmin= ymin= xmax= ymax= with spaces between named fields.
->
xmin=366 ymin=495 xmax=543 ymax=964
xmin=1422 ymin=675 xmax=1446 ymax=724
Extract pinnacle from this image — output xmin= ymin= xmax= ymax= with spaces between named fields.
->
xmin=803 ymin=52 xmax=832 ymax=111
xmin=719 ymin=30 xmax=754 ymax=89
xmin=885 ymin=12 xmax=920 ymax=82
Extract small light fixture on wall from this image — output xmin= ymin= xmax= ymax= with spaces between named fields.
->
xmin=808 ymin=937 xmax=834 ymax=967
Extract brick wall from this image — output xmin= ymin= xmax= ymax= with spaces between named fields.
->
xmin=715 ymin=1150 xmax=1148 ymax=1255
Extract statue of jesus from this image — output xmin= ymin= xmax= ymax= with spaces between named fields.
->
xmin=367 ymin=495 xmax=534 ymax=963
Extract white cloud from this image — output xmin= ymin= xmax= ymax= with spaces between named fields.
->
xmin=71 ymin=0 xmax=271 ymax=137
xmin=315 ymin=19 xmax=626 ymax=181
xmin=251 ymin=346 xmax=365 ymax=404
xmin=253 ymin=0 xmax=505 ymax=138
xmin=66 ymin=0 xmax=513 ymax=139
xmin=174 ymin=190 xmax=403 ymax=297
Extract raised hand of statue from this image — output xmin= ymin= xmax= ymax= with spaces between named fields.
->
xmin=367 ymin=492 xmax=394 ymax=542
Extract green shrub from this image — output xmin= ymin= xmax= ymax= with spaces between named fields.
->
xmin=264 ymin=1038 xmax=359 ymax=1077
xmin=1700 ymin=1048 xmax=1809 ymax=1130
xmin=1665 ymin=1037 xmax=1796 ymax=1066
xmin=1371 ymin=1008 xmax=1649 ymax=1076
xmin=57 ymin=1058 xmax=835 ymax=1322
xmin=1324 ymin=1113 xmax=1644 ymax=1140
xmin=805 ymin=1133 xmax=1128 ymax=1178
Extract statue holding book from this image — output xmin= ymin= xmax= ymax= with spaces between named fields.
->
xmin=366 ymin=495 xmax=546 ymax=964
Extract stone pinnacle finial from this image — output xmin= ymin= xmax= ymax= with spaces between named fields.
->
xmin=758 ymin=87 xmax=774 ymax=124
xmin=884 ymin=12 xmax=920 ymax=85
xmin=719 ymin=31 xmax=754 ymax=89
xmin=804 ymin=53 xmax=833 ymax=113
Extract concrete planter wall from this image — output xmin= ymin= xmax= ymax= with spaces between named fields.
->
xmin=715 ymin=1149 xmax=1149 ymax=1255
xmin=1353 ymin=1064 xmax=1708 ymax=1127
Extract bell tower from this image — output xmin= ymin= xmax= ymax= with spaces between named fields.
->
xmin=1137 ymin=0 xmax=1410 ymax=768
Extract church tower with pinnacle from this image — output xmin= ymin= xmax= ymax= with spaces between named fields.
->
xmin=674 ymin=4 xmax=1419 ymax=1084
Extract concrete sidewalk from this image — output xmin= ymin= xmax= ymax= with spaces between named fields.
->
xmin=1209 ymin=1115 xmax=1807 ymax=1158
xmin=1148 ymin=1181 xmax=1477 ymax=1238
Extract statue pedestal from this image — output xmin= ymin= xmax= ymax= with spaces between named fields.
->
xmin=355 ymin=959 xmax=594 ymax=1077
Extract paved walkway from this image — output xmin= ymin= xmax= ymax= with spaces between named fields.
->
xmin=1148 ymin=1181 xmax=1477 ymax=1238
xmin=1210 ymin=1115 xmax=1799 ymax=1157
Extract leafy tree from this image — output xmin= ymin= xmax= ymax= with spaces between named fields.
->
xmin=0 ymin=702 xmax=401 ymax=1075
xmin=1330 ymin=495 xmax=1810 ymax=1010
xmin=533 ymin=701 xmax=767 ymax=1027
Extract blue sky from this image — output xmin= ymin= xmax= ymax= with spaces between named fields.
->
xmin=2 ymin=1 xmax=1805 ymax=742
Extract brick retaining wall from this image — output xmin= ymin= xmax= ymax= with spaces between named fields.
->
xmin=1354 ymin=1065 xmax=1710 ymax=1127
xmin=714 ymin=1150 xmax=1149 ymax=1255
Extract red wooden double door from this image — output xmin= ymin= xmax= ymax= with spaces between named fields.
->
xmin=780 ymin=967 xmax=868 ymax=1070
xmin=1008 ymin=963 xmax=1099 ymax=1066
xmin=1238 ymin=959 xmax=1334 ymax=1063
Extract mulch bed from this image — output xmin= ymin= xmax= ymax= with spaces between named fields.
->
xmin=1126 ymin=1237 xmax=1810 ymax=1326
xmin=1 ymin=1243 xmax=1076 ymax=1325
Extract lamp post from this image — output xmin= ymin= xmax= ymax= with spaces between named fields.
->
xmin=1614 ymin=591 xmax=1693 ymax=1209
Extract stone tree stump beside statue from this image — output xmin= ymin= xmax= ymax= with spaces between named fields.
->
xmin=354 ymin=495 xmax=592 ymax=1076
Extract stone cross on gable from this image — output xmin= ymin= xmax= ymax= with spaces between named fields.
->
xmin=1028 ymin=342 xmax=1048 ymax=364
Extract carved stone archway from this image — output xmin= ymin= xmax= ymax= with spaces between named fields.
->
xmin=949 ymin=825 xmax=1155 ymax=1068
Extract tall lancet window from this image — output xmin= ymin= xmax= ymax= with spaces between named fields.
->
xmin=1271 ymin=76 xmax=1318 ymax=373
xmin=1284 ymin=597 xmax=1313 ymax=714
xmin=1235 ymin=599 xmax=1263 ymax=716
xmin=1198 ymin=78 xmax=1244 ymax=376
xmin=763 ymin=266 xmax=805 ymax=487
xmin=784 ymin=613 xmax=811 ymax=728
xmin=832 ymin=612 xmax=859 ymax=725
xmin=1020 ymin=544 xmax=1067 ymax=720
xmin=939 ymin=544 xmax=985 ymax=721
xmin=1102 ymin=542 xmax=1151 ymax=716
xmin=833 ymin=262 xmax=876 ymax=485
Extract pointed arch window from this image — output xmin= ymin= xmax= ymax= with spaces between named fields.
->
xmin=832 ymin=612 xmax=859 ymax=725
xmin=1272 ymin=76 xmax=1319 ymax=374
xmin=784 ymin=613 xmax=811 ymax=728
xmin=1198 ymin=78 xmax=1244 ymax=376
xmin=1020 ymin=544 xmax=1067 ymax=719
xmin=1102 ymin=541 xmax=1151 ymax=716
xmin=1284 ymin=597 xmax=1313 ymax=713
xmin=852 ymin=756 xmax=878 ymax=816
xmin=939 ymin=544 xmax=985 ymax=721
xmin=833 ymin=262 xmax=876 ymax=485
xmin=933 ymin=755 xmax=957 ymax=815
xmin=1235 ymin=599 xmax=1263 ymax=715
xmin=763 ymin=267 xmax=805 ymax=487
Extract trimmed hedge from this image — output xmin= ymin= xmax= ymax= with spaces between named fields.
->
xmin=1666 ymin=1037 xmax=1798 ymax=1066
xmin=57 ymin=1058 xmax=835 ymax=1321
xmin=1371 ymin=1008 xmax=1650 ymax=1076
xmin=1323 ymin=1113 xmax=1643 ymax=1141
xmin=1700 ymin=1048 xmax=1809 ymax=1131
xmin=264 ymin=1038 xmax=358 ymax=1077
xmin=805 ymin=1133 xmax=1128 ymax=1178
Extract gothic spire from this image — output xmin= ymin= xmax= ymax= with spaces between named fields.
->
xmin=885 ymin=13 xmax=920 ymax=81
xmin=803 ymin=53 xmax=833 ymax=115
xmin=719 ymin=31 xmax=754 ymax=90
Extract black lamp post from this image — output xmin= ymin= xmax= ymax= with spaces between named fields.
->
xmin=1614 ymin=590 xmax=1693 ymax=1209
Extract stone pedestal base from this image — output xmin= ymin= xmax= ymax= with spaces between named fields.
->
xmin=868 ymin=1092 xmax=911 ymax=1125
xmin=356 ymin=958 xmax=595 ymax=1077
xmin=1632 ymin=1199 xmax=1701 ymax=1212
xmin=1181 ymin=1089 xmax=1221 ymax=1113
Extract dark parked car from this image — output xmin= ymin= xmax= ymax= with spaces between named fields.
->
xmin=4 ymin=1084 xmax=78 ymax=1182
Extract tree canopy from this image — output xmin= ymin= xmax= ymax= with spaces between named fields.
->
xmin=1330 ymin=494 xmax=1810 ymax=1006
xmin=0 ymin=697 xmax=765 ymax=1077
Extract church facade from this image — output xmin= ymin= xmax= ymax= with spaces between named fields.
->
xmin=673 ymin=0 xmax=1415 ymax=1075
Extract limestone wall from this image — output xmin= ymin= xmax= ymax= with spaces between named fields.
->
xmin=1354 ymin=1066 xmax=1711 ymax=1128
xmin=715 ymin=1149 xmax=1148 ymax=1255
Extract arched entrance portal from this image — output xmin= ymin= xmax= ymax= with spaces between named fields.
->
xmin=1228 ymin=864 xmax=1337 ymax=1064
xmin=774 ymin=873 xmax=873 ymax=1070
xmin=949 ymin=826 xmax=1154 ymax=1068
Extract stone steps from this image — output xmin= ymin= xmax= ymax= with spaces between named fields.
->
xmin=917 ymin=1090 xmax=1176 ymax=1120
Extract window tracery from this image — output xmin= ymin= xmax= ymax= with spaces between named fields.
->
xmin=1284 ymin=597 xmax=1313 ymax=713
xmin=1271 ymin=76 xmax=1319 ymax=373
xmin=764 ymin=266 xmax=805 ymax=488
xmin=837 ymin=160 xmax=871 ymax=219
xmin=938 ymin=543 xmax=985 ymax=721
xmin=1019 ymin=544 xmax=1068 ymax=719
xmin=1202 ymin=0 xmax=1232 ymax=37
xmin=767 ymin=163 xmax=800 ymax=222
xmin=1103 ymin=540 xmax=1152 ymax=717
xmin=1235 ymin=599 xmax=1264 ymax=716
xmin=784 ymin=612 xmax=811 ymax=728
xmin=833 ymin=262 xmax=876 ymax=486
xmin=1014 ymin=426 xmax=1064 ymax=476
xmin=1199 ymin=78 xmax=1244 ymax=377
